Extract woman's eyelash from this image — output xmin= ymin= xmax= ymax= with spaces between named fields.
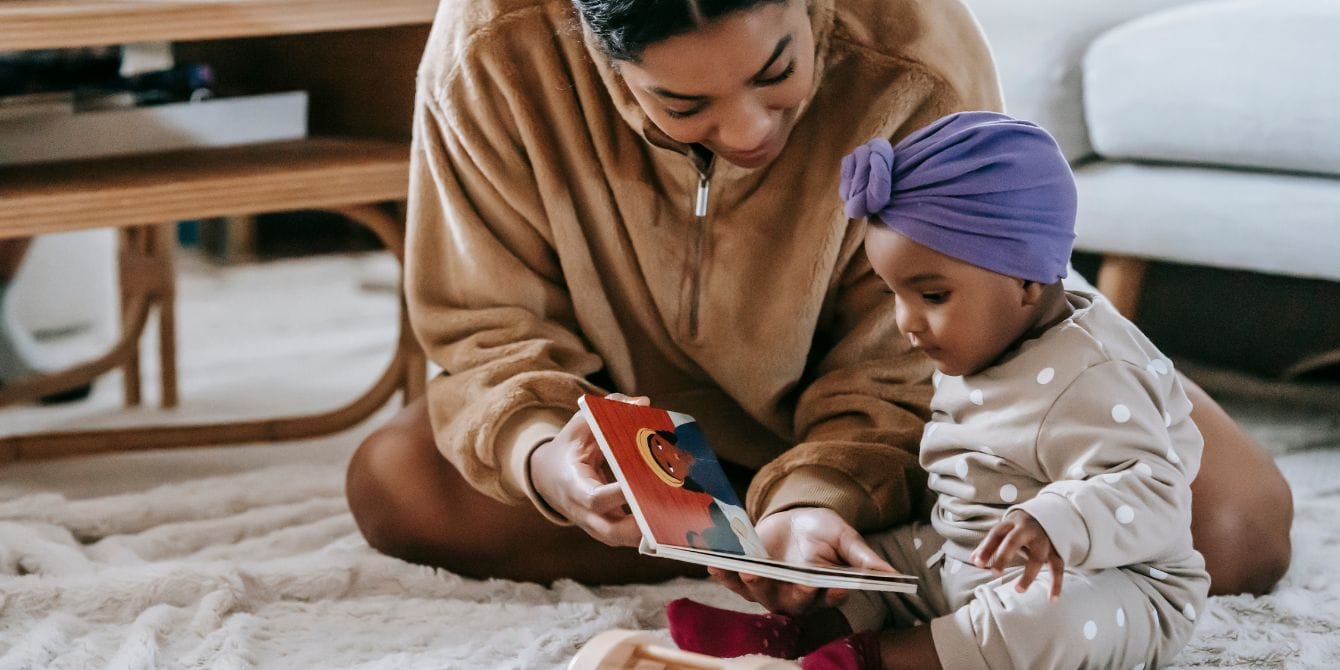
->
xmin=665 ymin=61 xmax=795 ymax=119
xmin=756 ymin=61 xmax=796 ymax=86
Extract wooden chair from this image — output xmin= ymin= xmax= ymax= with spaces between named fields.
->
xmin=0 ymin=140 xmax=427 ymax=462
xmin=0 ymin=225 xmax=179 ymax=409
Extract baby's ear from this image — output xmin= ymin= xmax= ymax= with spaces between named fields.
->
xmin=1019 ymin=279 xmax=1046 ymax=306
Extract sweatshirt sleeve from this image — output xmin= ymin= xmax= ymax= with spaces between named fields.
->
xmin=405 ymin=70 xmax=603 ymax=517
xmin=1013 ymin=361 xmax=1203 ymax=569
xmin=745 ymin=247 xmax=934 ymax=531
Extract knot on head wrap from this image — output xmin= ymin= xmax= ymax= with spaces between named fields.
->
xmin=839 ymin=111 xmax=1077 ymax=284
xmin=840 ymin=138 xmax=897 ymax=220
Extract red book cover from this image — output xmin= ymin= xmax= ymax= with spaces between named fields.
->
xmin=579 ymin=394 xmax=766 ymax=557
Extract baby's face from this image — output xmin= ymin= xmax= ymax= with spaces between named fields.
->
xmin=865 ymin=226 xmax=1038 ymax=377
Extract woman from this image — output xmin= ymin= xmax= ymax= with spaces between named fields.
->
xmin=345 ymin=0 xmax=1293 ymax=600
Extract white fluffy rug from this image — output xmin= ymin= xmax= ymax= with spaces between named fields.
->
xmin=0 ymin=461 xmax=744 ymax=669
xmin=2 ymin=451 xmax=1338 ymax=668
xmin=1 ymin=254 xmax=1337 ymax=668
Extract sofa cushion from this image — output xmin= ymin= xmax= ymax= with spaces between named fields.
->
xmin=1073 ymin=161 xmax=1340 ymax=282
xmin=964 ymin=0 xmax=1201 ymax=163
xmin=1083 ymin=0 xmax=1340 ymax=176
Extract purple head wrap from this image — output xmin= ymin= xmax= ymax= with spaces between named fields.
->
xmin=839 ymin=111 xmax=1077 ymax=284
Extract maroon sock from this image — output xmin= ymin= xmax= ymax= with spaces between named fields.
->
xmin=666 ymin=598 xmax=819 ymax=659
xmin=800 ymin=631 xmax=883 ymax=670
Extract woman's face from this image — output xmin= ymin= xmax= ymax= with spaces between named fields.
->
xmin=616 ymin=1 xmax=815 ymax=169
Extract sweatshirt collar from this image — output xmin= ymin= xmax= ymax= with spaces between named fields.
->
xmin=583 ymin=0 xmax=836 ymax=169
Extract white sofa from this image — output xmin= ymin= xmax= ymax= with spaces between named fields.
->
xmin=966 ymin=0 xmax=1340 ymax=326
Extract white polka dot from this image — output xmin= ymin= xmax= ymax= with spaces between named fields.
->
xmin=1136 ymin=462 xmax=1154 ymax=478
xmin=969 ymin=389 xmax=984 ymax=405
xmin=1083 ymin=620 xmax=1097 ymax=640
xmin=929 ymin=473 xmax=942 ymax=488
xmin=1111 ymin=404 xmax=1132 ymax=423
xmin=1036 ymin=367 xmax=1055 ymax=384
xmin=1068 ymin=464 xmax=1086 ymax=480
xmin=949 ymin=558 xmax=963 ymax=574
xmin=1116 ymin=608 xmax=1126 ymax=627
xmin=924 ymin=423 xmax=939 ymax=440
xmin=955 ymin=459 xmax=970 ymax=479
xmin=914 ymin=537 xmax=924 ymax=550
xmin=1101 ymin=472 xmax=1123 ymax=484
xmin=1184 ymin=603 xmax=1197 ymax=621
xmin=1163 ymin=411 xmax=1172 ymax=427
xmin=1167 ymin=447 xmax=1181 ymax=465
xmin=1116 ymin=505 xmax=1135 ymax=524
xmin=1147 ymin=358 xmax=1170 ymax=375
xmin=999 ymin=484 xmax=1018 ymax=503
xmin=1134 ymin=664 xmax=1146 ymax=670
xmin=1149 ymin=567 xmax=1169 ymax=580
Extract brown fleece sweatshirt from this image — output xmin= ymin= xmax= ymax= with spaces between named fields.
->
xmin=405 ymin=0 xmax=1003 ymax=530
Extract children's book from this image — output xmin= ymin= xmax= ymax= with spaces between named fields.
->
xmin=578 ymin=394 xmax=918 ymax=593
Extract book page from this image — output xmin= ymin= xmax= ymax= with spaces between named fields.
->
xmin=652 ymin=545 xmax=917 ymax=593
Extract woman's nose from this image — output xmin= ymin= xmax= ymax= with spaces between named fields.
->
xmin=716 ymin=98 xmax=774 ymax=151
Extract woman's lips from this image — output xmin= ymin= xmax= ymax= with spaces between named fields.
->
xmin=720 ymin=137 xmax=782 ymax=167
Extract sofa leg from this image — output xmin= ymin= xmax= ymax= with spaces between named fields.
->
xmin=1096 ymin=255 xmax=1148 ymax=320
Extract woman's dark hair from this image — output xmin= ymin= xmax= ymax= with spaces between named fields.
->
xmin=573 ymin=0 xmax=788 ymax=62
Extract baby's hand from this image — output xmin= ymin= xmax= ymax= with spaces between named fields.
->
xmin=970 ymin=510 xmax=1064 ymax=602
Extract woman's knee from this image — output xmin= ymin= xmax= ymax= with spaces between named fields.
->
xmin=1183 ymin=379 xmax=1294 ymax=594
xmin=1241 ymin=473 xmax=1294 ymax=593
xmin=344 ymin=407 xmax=529 ymax=573
xmin=345 ymin=423 xmax=432 ymax=558
xmin=1195 ymin=471 xmax=1293 ymax=595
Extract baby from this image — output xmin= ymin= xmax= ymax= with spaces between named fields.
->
xmin=668 ymin=112 xmax=1209 ymax=670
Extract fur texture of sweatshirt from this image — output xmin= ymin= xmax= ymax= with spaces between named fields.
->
xmin=406 ymin=0 xmax=1003 ymax=528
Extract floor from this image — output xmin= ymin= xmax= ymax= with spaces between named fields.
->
xmin=1 ymin=252 xmax=1338 ymax=668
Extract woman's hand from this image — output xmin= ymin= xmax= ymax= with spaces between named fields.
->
xmin=528 ymin=394 xmax=647 ymax=547
xmin=707 ymin=507 xmax=895 ymax=616
xmin=970 ymin=509 xmax=1064 ymax=601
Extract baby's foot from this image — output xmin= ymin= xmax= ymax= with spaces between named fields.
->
xmin=667 ymin=598 xmax=816 ymax=659
xmin=800 ymin=632 xmax=882 ymax=670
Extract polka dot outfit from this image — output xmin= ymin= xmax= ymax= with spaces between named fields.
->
xmin=840 ymin=292 xmax=1209 ymax=670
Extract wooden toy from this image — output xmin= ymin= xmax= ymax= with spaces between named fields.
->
xmin=568 ymin=630 xmax=800 ymax=670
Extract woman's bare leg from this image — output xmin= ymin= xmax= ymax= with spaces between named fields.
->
xmin=348 ymin=376 xmax=1293 ymax=591
xmin=1184 ymin=376 xmax=1293 ymax=595
xmin=346 ymin=396 xmax=704 ymax=584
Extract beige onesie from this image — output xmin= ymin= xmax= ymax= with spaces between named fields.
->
xmin=844 ymin=291 xmax=1209 ymax=670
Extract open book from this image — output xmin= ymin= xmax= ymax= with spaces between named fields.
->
xmin=578 ymin=394 xmax=917 ymax=593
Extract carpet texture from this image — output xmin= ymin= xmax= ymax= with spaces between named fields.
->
xmin=1 ymin=453 xmax=1337 ymax=668
xmin=1 ymin=254 xmax=1336 ymax=668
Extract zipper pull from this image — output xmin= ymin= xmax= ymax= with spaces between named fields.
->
xmin=694 ymin=174 xmax=710 ymax=217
